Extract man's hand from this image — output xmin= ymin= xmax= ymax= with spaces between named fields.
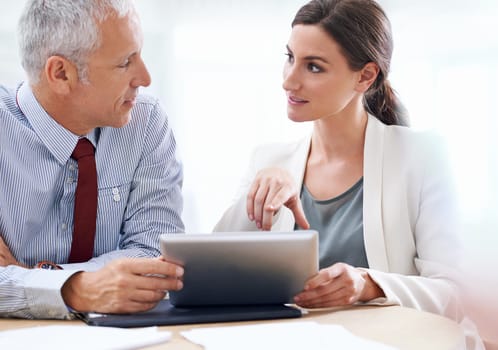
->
xmin=293 ymin=263 xmax=385 ymax=308
xmin=246 ymin=167 xmax=309 ymax=230
xmin=0 ymin=235 xmax=28 ymax=268
xmin=61 ymin=256 xmax=184 ymax=313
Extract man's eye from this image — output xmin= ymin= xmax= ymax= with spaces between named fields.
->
xmin=285 ymin=53 xmax=294 ymax=63
xmin=118 ymin=60 xmax=130 ymax=68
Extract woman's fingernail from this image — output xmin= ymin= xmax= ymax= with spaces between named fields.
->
xmin=176 ymin=267 xmax=184 ymax=276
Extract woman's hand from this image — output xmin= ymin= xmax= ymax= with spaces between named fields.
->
xmin=294 ymin=263 xmax=385 ymax=308
xmin=246 ymin=167 xmax=309 ymax=230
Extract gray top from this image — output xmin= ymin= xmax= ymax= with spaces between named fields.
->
xmin=297 ymin=178 xmax=368 ymax=269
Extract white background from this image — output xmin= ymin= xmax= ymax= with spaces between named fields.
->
xmin=1 ymin=0 xmax=497 ymax=251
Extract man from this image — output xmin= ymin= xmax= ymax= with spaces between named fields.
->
xmin=0 ymin=0 xmax=184 ymax=319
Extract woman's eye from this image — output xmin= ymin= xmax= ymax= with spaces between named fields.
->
xmin=308 ymin=63 xmax=322 ymax=73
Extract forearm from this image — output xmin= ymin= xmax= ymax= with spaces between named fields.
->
xmin=0 ymin=265 xmax=79 ymax=319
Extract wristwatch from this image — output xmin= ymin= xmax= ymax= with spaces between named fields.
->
xmin=35 ymin=260 xmax=63 ymax=270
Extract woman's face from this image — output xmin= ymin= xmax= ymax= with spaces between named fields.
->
xmin=283 ymin=24 xmax=362 ymax=122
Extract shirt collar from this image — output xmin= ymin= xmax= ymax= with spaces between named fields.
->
xmin=16 ymin=82 xmax=98 ymax=165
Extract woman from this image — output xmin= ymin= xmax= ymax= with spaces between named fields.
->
xmin=215 ymin=0 xmax=483 ymax=348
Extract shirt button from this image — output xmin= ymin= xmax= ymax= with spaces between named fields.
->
xmin=69 ymin=165 xmax=75 ymax=171
xmin=112 ymin=187 xmax=119 ymax=195
xmin=61 ymin=223 xmax=67 ymax=231
xmin=67 ymin=177 xmax=74 ymax=184
xmin=113 ymin=194 xmax=121 ymax=202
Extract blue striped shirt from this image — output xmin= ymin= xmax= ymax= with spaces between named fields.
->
xmin=0 ymin=82 xmax=184 ymax=319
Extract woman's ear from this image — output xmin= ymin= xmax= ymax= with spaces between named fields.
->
xmin=355 ymin=62 xmax=379 ymax=93
xmin=44 ymin=55 xmax=79 ymax=95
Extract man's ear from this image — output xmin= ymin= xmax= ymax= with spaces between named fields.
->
xmin=355 ymin=62 xmax=379 ymax=93
xmin=44 ymin=56 xmax=79 ymax=94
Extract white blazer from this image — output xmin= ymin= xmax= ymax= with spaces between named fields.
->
xmin=215 ymin=115 xmax=482 ymax=349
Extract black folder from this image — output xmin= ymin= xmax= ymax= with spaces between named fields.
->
xmin=76 ymin=299 xmax=302 ymax=328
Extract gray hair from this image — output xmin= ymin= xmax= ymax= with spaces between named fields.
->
xmin=18 ymin=0 xmax=135 ymax=84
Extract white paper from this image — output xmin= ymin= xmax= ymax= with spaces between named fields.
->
xmin=181 ymin=321 xmax=398 ymax=350
xmin=0 ymin=325 xmax=171 ymax=350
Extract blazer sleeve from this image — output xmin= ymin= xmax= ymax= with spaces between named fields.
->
xmin=213 ymin=147 xmax=260 ymax=232
xmin=213 ymin=138 xmax=308 ymax=232
xmin=364 ymin=131 xmax=465 ymax=320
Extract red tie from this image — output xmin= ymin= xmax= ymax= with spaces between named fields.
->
xmin=68 ymin=138 xmax=98 ymax=263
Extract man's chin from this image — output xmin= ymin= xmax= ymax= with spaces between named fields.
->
xmin=109 ymin=113 xmax=132 ymax=129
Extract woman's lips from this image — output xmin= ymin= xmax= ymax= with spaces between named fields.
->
xmin=288 ymin=95 xmax=309 ymax=105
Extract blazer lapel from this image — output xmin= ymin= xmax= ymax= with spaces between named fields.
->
xmin=363 ymin=115 xmax=389 ymax=271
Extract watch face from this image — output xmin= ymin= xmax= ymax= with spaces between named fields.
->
xmin=40 ymin=263 xmax=55 ymax=270
xmin=37 ymin=261 xmax=62 ymax=270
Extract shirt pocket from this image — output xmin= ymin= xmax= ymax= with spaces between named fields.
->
xmin=94 ymin=182 xmax=131 ymax=254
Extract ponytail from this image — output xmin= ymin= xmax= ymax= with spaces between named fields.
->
xmin=364 ymin=79 xmax=409 ymax=127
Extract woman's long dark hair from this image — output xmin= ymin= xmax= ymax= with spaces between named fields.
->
xmin=292 ymin=0 xmax=409 ymax=126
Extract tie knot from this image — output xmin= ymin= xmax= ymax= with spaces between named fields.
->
xmin=71 ymin=138 xmax=95 ymax=160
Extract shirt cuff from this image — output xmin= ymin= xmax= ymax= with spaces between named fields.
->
xmin=24 ymin=269 xmax=82 ymax=319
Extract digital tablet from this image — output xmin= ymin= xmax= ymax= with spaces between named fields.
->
xmin=160 ymin=230 xmax=318 ymax=307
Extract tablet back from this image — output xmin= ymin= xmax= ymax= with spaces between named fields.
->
xmin=160 ymin=230 xmax=318 ymax=307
